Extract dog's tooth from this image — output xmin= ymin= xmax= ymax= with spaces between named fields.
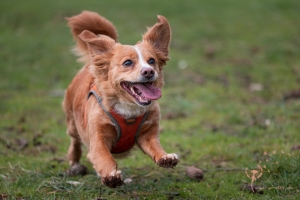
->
xmin=130 ymin=87 xmax=136 ymax=94
xmin=139 ymin=96 xmax=147 ymax=103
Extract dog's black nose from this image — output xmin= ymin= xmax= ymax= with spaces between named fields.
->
xmin=141 ymin=68 xmax=155 ymax=79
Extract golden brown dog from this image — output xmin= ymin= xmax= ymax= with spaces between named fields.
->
xmin=63 ymin=11 xmax=179 ymax=188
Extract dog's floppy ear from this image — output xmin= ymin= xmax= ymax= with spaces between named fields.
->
xmin=79 ymin=30 xmax=115 ymax=57
xmin=142 ymin=15 xmax=171 ymax=63
xmin=79 ymin=30 xmax=115 ymax=80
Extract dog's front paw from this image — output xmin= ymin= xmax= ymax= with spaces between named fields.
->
xmin=102 ymin=169 xmax=123 ymax=188
xmin=157 ymin=153 xmax=180 ymax=168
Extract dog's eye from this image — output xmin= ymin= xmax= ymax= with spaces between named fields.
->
xmin=123 ymin=60 xmax=133 ymax=67
xmin=148 ymin=58 xmax=156 ymax=65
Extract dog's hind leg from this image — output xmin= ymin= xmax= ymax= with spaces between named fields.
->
xmin=66 ymin=118 xmax=82 ymax=166
xmin=68 ymin=137 xmax=82 ymax=166
xmin=66 ymin=117 xmax=88 ymax=176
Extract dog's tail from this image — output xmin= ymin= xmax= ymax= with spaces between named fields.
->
xmin=67 ymin=11 xmax=118 ymax=63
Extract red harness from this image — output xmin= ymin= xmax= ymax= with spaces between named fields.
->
xmin=85 ymin=84 xmax=149 ymax=154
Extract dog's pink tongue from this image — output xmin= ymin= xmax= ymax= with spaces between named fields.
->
xmin=134 ymin=83 xmax=161 ymax=100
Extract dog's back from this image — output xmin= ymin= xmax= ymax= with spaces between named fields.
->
xmin=67 ymin=11 xmax=118 ymax=63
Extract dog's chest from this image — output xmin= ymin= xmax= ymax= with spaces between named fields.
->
xmin=86 ymin=85 xmax=149 ymax=154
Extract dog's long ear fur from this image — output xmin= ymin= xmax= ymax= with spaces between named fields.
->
xmin=67 ymin=11 xmax=118 ymax=63
xmin=79 ymin=30 xmax=115 ymax=57
xmin=79 ymin=30 xmax=115 ymax=80
xmin=142 ymin=15 xmax=171 ymax=65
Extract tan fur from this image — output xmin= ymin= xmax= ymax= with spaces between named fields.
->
xmin=67 ymin=11 xmax=118 ymax=63
xmin=63 ymin=11 xmax=179 ymax=188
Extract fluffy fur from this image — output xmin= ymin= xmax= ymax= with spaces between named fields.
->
xmin=63 ymin=11 xmax=179 ymax=188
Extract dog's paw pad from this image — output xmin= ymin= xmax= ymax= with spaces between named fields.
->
xmin=102 ymin=170 xmax=123 ymax=188
xmin=157 ymin=153 xmax=180 ymax=168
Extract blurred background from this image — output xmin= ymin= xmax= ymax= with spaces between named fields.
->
xmin=1 ymin=0 xmax=300 ymax=198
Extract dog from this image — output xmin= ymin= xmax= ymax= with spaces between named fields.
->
xmin=63 ymin=11 xmax=179 ymax=188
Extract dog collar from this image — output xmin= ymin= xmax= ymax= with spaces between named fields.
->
xmin=86 ymin=84 xmax=149 ymax=154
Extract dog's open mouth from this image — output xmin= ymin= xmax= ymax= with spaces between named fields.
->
xmin=121 ymin=81 xmax=161 ymax=106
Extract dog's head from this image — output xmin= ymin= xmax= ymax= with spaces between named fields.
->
xmin=79 ymin=16 xmax=171 ymax=107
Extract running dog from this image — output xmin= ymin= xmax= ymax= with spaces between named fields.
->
xmin=63 ymin=11 xmax=179 ymax=188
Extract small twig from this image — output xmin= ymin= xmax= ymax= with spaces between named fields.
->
xmin=96 ymin=184 xmax=108 ymax=200
xmin=245 ymin=165 xmax=263 ymax=193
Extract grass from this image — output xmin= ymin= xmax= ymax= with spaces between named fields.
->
xmin=1 ymin=0 xmax=300 ymax=199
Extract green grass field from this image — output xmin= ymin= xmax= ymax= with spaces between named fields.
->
xmin=1 ymin=0 xmax=300 ymax=199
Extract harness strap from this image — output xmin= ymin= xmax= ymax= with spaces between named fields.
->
xmin=88 ymin=90 xmax=122 ymax=142
xmin=134 ymin=111 xmax=149 ymax=142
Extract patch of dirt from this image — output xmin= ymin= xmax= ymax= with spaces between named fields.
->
xmin=235 ymin=72 xmax=252 ymax=88
xmin=18 ymin=116 xmax=26 ymax=123
xmin=4 ymin=138 xmax=28 ymax=151
xmin=0 ymin=194 xmax=28 ymax=200
xmin=3 ymin=116 xmax=27 ymax=135
xmin=3 ymin=125 xmax=25 ymax=135
xmin=207 ymin=74 xmax=230 ymax=87
xmin=163 ymin=112 xmax=187 ymax=120
xmin=211 ymin=156 xmax=230 ymax=168
xmin=15 ymin=138 xmax=28 ymax=150
xmin=249 ymin=96 xmax=267 ymax=104
xmin=204 ymin=45 xmax=216 ymax=60
xmin=0 ymin=194 xmax=8 ymax=200
xmin=291 ymin=145 xmax=300 ymax=151
xmin=184 ymin=71 xmax=206 ymax=85
xmin=203 ymin=123 xmax=239 ymax=136
xmin=283 ymin=89 xmax=300 ymax=101
xmin=175 ymin=144 xmax=191 ymax=160
xmin=33 ymin=133 xmax=43 ymax=146
xmin=229 ymin=57 xmax=253 ymax=67
xmin=249 ymin=46 xmax=262 ymax=55
xmin=165 ymin=191 xmax=180 ymax=200
xmin=240 ymin=184 xmax=264 ymax=194
xmin=51 ymin=157 xmax=67 ymax=163
xmin=217 ymin=74 xmax=229 ymax=87
xmin=37 ymin=144 xmax=57 ymax=154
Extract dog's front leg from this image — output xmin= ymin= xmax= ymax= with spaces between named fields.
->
xmin=137 ymin=125 xmax=180 ymax=168
xmin=87 ymin=129 xmax=123 ymax=188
